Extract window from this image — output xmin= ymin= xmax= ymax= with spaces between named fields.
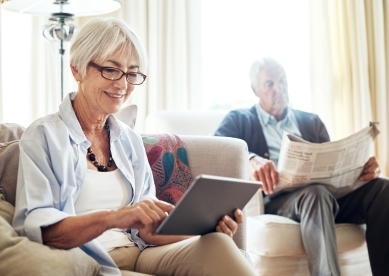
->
xmin=201 ymin=0 xmax=311 ymax=111
xmin=1 ymin=11 xmax=34 ymax=126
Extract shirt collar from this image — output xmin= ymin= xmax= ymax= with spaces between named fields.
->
xmin=58 ymin=92 xmax=123 ymax=146
xmin=256 ymin=103 xmax=292 ymax=126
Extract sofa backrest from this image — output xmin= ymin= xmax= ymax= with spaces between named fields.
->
xmin=0 ymin=123 xmax=25 ymax=206
xmin=145 ymin=110 xmax=229 ymax=135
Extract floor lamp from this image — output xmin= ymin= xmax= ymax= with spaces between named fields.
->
xmin=2 ymin=0 xmax=121 ymax=101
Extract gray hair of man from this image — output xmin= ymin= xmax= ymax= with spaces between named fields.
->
xmin=249 ymin=57 xmax=284 ymax=91
xmin=70 ymin=17 xmax=148 ymax=78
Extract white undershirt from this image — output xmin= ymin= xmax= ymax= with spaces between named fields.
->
xmin=75 ymin=169 xmax=135 ymax=252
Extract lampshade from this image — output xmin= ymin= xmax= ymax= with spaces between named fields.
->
xmin=2 ymin=0 xmax=121 ymax=17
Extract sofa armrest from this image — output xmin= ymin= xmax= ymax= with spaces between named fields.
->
xmin=180 ymin=136 xmax=249 ymax=179
xmin=246 ymin=189 xmax=265 ymax=217
xmin=179 ymin=135 xmax=249 ymax=251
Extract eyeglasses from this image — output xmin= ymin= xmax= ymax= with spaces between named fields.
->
xmin=89 ymin=61 xmax=147 ymax=85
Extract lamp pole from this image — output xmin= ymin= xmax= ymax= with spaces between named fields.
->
xmin=42 ymin=9 xmax=75 ymax=101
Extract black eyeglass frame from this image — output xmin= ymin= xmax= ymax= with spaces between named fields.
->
xmin=89 ymin=61 xmax=147 ymax=85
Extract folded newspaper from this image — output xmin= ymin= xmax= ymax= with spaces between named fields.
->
xmin=276 ymin=122 xmax=380 ymax=199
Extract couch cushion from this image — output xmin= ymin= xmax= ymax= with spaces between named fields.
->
xmin=0 ymin=123 xmax=24 ymax=206
xmin=248 ymin=246 xmax=372 ymax=276
xmin=247 ymin=214 xmax=366 ymax=257
xmin=0 ymin=140 xmax=20 ymax=206
xmin=115 ymin=104 xmax=137 ymax=129
xmin=0 ymin=198 xmax=14 ymax=225
xmin=0 ymin=200 xmax=101 ymax=276
xmin=0 ymin=123 xmax=24 ymax=142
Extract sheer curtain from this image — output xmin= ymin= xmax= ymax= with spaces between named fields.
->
xmin=0 ymin=8 xmax=3 ymax=123
xmin=118 ymin=0 xmax=202 ymax=132
xmin=1 ymin=0 xmax=201 ymax=132
xmin=310 ymin=0 xmax=389 ymax=175
xmin=0 ymin=9 xmax=74 ymax=127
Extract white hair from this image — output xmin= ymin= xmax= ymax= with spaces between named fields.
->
xmin=70 ymin=17 xmax=148 ymax=77
xmin=249 ymin=57 xmax=283 ymax=90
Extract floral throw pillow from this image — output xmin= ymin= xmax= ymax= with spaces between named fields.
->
xmin=142 ymin=133 xmax=193 ymax=205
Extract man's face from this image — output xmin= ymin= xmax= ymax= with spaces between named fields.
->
xmin=253 ymin=65 xmax=289 ymax=119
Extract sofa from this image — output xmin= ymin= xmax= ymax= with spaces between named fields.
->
xmin=0 ymin=121 xmax=251 ymax=275
xmin=144 ymin=109 xmax=373 ymax=276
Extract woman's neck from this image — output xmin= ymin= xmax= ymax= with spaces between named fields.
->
xmin=72 ymin=94 xmax=108 ymax=134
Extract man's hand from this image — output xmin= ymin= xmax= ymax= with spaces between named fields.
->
xmin=216 ymin=209 xmax=243 ymax=238
xmin=250 ymin=155 xmax=278 ymax=194
xmin=359 ymin=156 xmax=381 ymax=182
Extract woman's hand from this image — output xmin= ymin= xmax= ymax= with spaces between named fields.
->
xmin=216 ymin=209 xmax=243 ymax=238
xmin=111 ymin=198 xmax=174 ymax=232
xmin=250 ymin=155 xmax=278 ymax=194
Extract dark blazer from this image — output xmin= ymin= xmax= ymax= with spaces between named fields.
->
xmin=214 ymin=105 xmax=330 ymax=161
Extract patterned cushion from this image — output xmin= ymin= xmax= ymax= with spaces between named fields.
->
xmin=142 ymin=134 xmax=193 ymax=205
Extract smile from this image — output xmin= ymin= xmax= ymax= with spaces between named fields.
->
xmin=105 ymin=92 xmax=124 ymax=98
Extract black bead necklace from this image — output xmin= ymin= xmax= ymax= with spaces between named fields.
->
xmin=87 ymin=121 xmax=113 ymax=172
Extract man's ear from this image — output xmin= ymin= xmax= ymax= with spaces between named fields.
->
xmin=70 ymin=65 xmax=81 ymax=82
xmin=251 ymin=86 xmax=259 ymax=97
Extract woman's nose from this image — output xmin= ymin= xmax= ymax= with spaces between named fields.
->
xmin=114 ymin=75 xmax=128 ymax=89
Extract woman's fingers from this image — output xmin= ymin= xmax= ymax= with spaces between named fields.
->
xmin=116 ymin=199 xmax=173 ymax=230
xmin=234 ymin=209 xmax=243 ymax=224
xmin=216 ymin=216 xmax=235 ymax=237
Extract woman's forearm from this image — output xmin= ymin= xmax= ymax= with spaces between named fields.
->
xmin=41 ymin=210 xmax=113 ymax=249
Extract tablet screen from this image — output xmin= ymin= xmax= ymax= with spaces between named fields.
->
xmin=156 ymin=174 xmax=261 ymax=235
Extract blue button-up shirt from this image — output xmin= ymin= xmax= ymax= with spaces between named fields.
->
xmin=256 ymin=104 xmax=302 ymax=167
xmin=12 ymin=92 xmax=156 ymax=276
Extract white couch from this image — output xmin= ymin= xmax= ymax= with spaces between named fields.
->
xmin=144 ymin=109 xmax=372 ymax=276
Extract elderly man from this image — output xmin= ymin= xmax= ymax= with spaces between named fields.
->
xmin=215 ymin=57 xmax=389 ymax=276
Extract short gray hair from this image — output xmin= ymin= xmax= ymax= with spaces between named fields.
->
xmin=70 ymin=17 xmax=148 ymax=77
xmin=249 ymin=57 xmax=283 ymax=90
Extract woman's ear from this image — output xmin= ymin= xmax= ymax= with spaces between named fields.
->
xmin=70 ymin=65 xmax=81 ymax=82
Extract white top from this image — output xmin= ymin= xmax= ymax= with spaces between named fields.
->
xmin=75 ymin=169 xmax=135 ymax=252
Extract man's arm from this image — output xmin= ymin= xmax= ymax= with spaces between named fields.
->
xmin=214 ymin=111 xmax=241 ymax=138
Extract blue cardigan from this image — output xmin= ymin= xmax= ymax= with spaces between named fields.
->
xmin=214 ymin=105 xmax=330 ymax=161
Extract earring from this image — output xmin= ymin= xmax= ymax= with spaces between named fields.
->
xmin=77 ymin=80 xmax=80 ymax=84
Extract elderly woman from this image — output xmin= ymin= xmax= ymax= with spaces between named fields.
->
xmin=12 ymin=18 xmax=256 ymax=276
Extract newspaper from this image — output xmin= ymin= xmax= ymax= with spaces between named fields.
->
xmin=275 ymin=122 xmax=380 ymax=198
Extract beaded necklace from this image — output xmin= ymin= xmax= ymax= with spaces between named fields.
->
xmin=86 ymin=121 xmax=113 ymax=172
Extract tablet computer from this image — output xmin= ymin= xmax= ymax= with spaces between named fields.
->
xmin=155 ymin=174 xmax=261 ymax=235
